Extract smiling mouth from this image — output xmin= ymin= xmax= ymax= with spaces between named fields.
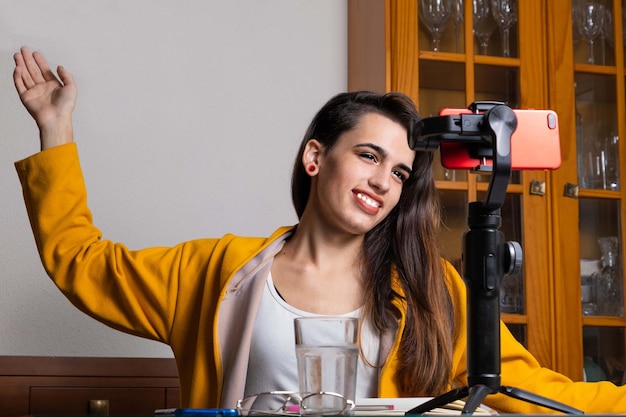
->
xmin=356 ymin=192 xmax=381 ymax=209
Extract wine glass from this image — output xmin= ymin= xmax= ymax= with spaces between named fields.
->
xmin=420 ymin=0 xmax=453 ymax=52
xmin=490 ymin=0 xmax=517 ymax=57
xmin=572 ymin=1 xmax=581 ymax=46
xmin=473 ymin=0 xmax=497 ymax=55
xmin=451 ymin=0 xmax=464 ymax=52
xmin=600 ymin=4 xmax=613 ymax=65
xmin=576 ymin=2 xmax=606 ymax=64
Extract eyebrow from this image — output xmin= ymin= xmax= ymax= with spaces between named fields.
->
xmin=355 ymin=142 xmax=413 ymax=174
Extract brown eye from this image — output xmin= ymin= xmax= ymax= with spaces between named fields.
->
xmin=359 ymin=152 xmax=378 ymax=163
xmin=392 ymin=169 xmax=407 ymax=183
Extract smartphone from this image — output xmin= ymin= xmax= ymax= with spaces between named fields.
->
xmin=438 ymin=107 xmax=562 ymax=170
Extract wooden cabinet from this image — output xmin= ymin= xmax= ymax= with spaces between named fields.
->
xmin=348 ymin=0 xmax=626 ymax=384
xmin=548 ymin=0 xmax=626 ymax=383
xmin=0 ymin=356 xmax=180 ymax=417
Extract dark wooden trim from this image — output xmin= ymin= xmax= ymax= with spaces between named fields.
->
xmin=0 ymin=356 xmax=180 ymax=417
xmin=0 ymin=356 xmax=178 ymax=377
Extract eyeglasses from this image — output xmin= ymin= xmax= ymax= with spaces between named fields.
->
xmin=236 ymin=391 xmax=355 ymax=416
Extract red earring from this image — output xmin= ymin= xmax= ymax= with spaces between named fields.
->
xmin=307 ymin=164 xmax=316 ymax=173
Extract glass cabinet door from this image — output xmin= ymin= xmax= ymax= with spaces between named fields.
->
xmin=348 ymin=0 xmax=556 ymax=370
xmin=576 ymin=74 xmax=620 ymax=191
xmin=572 ymin=0 xmax=626 ymax=385
xmin=417 ymin=0 xmax=538 ymax=349
xmin=537 ymin=0 xmax=626 ymax=381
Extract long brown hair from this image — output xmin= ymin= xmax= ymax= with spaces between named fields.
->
xmin=291 ymin=91 xmax=455 ymax=396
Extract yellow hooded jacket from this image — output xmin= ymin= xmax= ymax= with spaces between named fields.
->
xmin=15 ymin=143 xmax=626 ymax=414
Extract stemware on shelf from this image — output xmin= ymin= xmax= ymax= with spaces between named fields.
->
xmin=577 ymin=116 xmax=620 ymax=191
xmin=452 ymin=0 xmax=464 ymax=52
xmin=592 ymin=237 xmax=624 ymax=317
xmin=600 ymin=5 xmax=613 ymax=65
xmin=473 ymin=0 xmax=497 ymax=55
xmin=420 ymin=0 xmax=453 ymax=52
xmin=490 ymin=0 xmax=517 ymax=57
xmin=572 ymin=3 xmax=581 ymax=46
xmin=575 ymin=1 xmax=606 ymax=64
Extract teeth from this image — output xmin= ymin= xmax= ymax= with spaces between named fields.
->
xmin=357 ymin=193 xmax=380 ymax=208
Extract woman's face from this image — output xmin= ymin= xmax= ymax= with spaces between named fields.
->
xmin=305 ymin=112 xmax=415 ymax=236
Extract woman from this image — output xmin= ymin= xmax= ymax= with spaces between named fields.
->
xmin=13 ymin=47 xmax=626 ymax=414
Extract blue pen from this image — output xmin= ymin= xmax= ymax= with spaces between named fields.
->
xmin=155 ymin=408 xmax=239 ymax=416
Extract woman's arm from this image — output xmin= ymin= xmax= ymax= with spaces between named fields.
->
xmin=13 ymin=46 xmax=76 ymax=150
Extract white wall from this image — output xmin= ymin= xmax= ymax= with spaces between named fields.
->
xmin=0 ymin=1 xmax=347 ymax=357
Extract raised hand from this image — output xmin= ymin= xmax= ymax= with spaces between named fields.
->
xmin=13 ymin=47 xmax=77 ymax=149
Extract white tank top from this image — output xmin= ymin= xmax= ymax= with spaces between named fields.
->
xmin=243 ymin=272 xmax=380 ymax=399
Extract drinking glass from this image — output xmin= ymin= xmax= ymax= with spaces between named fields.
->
xmin=592 ymin=237 xmax=623 ymax=316
xmin=294 ymin=317 xmax=358 ymax=415
xmin=600 ymin=4 xmax=613 ymax=65
xmin=576 ymin=2 xmax=606 ymax=64
xmin=572 ymin=2 xmax=581 ymax=46
xmin=473 ymin=0 xmax=497 ymax=55
xmin=420 ymin=0 xmax=453 ymax=52
xmin=451 ymin=0 xmax=464 ymax=52
xmin=490 ymin=0 xmax=517 ymax=57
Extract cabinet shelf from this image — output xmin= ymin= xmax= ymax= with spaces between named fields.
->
xmin=419 ymin=51 xmax=467 ymax=63
xmin=578 ymin=189 xmax=623 ymax=199
xmin=418 ymin=52 xmax=522 ymax=68
xmin=434 ymin=180 xmax=469 ymax=191
xmin=477 ymin=182 xmax=524 ymax=194
xmin=582 ymin=316 xmax=626 ymax=327
xmin=434 ymin=181 xmax=524 ymax=194
xmin=575 ymin=63 xmax=620 ymax=75
xmin=501 ymin=313 xmax=528 ymax=324
xmin=474 ymin=56 xmax=522 ymax=68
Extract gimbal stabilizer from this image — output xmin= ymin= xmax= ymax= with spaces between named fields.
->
xmin=405 ymin=102 xmax=582 ymax=415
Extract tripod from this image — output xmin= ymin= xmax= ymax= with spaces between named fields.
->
xmin=406 ymin=103 xmax=582 ymax=415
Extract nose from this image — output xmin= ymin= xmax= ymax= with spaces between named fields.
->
xmin=368 ymin=166 xmax=390 ymax=194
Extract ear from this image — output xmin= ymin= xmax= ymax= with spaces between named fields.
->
xmin=302 ymin=139 xmax=323 ymax=175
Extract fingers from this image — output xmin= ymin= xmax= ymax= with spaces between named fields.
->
xmin=33 ymin=51 xmax=58 ymax=84
xmin=14 ymin=47 xmax=39 ymax=93
xmin=13 ymin=52 xmax=28 ymax=95
xmin=20 ymin=47 xmax=44 ymax=86
xmin=13 ymin=47 xmax=63 ymax=92
xmin=57 ymin=65 xmax=75 ymax=88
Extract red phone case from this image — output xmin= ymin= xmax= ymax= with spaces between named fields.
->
xmin=438 ymin=108 xmax=562 ymax=170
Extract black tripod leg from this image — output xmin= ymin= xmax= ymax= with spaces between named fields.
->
xmin=500 ymin=386 xmax=583 ymax=415
xmin=462 ymin=384 xmax=493 ymax=414
xmin=405 ymin=386 xmax=469 ymax=415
